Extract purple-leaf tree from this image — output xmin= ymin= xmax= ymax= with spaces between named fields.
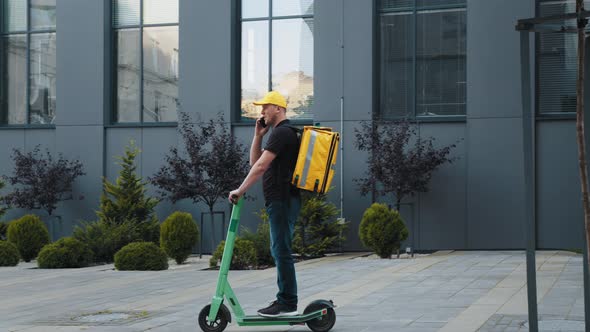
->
xmin=150 ymin=112 xmax=249 ymax=240
xmin=354 ymin=120 xmax=459 ymax=211
xmin=1 ymin=146 xmax=85 ymax=216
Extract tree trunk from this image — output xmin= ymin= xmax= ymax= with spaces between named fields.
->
xmin=575 ymin=0 xmax=590 ymax=271
xmin=209 ymin=206 xmax=217 ymax=253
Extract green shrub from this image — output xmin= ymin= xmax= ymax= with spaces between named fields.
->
xmin=0 ymin=240 xmax=19 ymax=266
xmin=0 ymin=221 xmax=10 ymax=240
xmin=114 ymin=242 xmax=168 ymax=271
xmin=209 ymin=238 xmax=257 ymax=270
xmin=359 ymin=203 xmax=408 ymax=259
xmin=37 ymin=237 xmax=93 ymax=269
xmin=73 ymin=219 xmax=160 ymax=264
xmin=160 ymin=211 xmax=199 ymax=264
xmin=240 ymin=209 xmax=273 ymax=267
xmin=294 ymin=192 xmax=346 ymax=258
xmin=7 ymin=215 xmax=50 ymax=262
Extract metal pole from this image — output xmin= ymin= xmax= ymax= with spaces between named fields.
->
xmin=519 ymin=30 xmax=538 ymax=332
xmin=582 ymin=34 xmax=590 ymax=332
xmin=200 ymin=212 xmax=205 ymax=259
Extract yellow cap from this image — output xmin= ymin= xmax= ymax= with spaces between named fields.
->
xmin=253 ymin=91 xmax=287 ymax=109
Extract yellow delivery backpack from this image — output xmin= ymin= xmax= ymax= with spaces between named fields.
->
xmin=291 ymin=126 xmax=340 ymax=194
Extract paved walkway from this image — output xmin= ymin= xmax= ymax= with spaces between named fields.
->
xmin=0 ymin=251 xmax=585 ymax=332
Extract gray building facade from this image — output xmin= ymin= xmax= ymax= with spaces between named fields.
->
xmin=0 ymin=0 xmax=584 ymax=252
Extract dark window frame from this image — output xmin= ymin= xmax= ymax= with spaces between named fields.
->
xmin=376 ymin=0 xmax=467 ymax=122
xmin=110 ymin=0 xmax=179 ymax=127
xmin=0 ymin=0 xmax=57 ymax=128
xmin=236 ymin=0 xmax=315 ymax=125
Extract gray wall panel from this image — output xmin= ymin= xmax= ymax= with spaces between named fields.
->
xmin=537 ymin=121 xmax=584 ymax=249
xmin=467 ymin=0 xmax=534 ymax=119
xmin=24 ymin=130 xmax=56 ymax=153
xmin=314 ymin=0 xmax=343 ymax=123
xmin=179 ymin=0 xmax=232 ymax=123
xmin=56 ymin=0 xmax=106 ymax=126
xmin=467 ymin=118 xmax=525 ymax=249
xmin=55 ymin=126 xmax=103 ymax=232
xmin=418 ymin=123 xmax=467 ymax=250
xmin=140 ymin=127 xmax=178 ymax=222
xmin=342 ymin=0 xmax=373 ymax=122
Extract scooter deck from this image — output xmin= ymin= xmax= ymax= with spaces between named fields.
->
xmin=236 ymin=309 xmax=327 ymax=326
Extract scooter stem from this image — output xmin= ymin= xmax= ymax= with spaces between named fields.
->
xmin=208 ymin=197 xmax=244 ymax=322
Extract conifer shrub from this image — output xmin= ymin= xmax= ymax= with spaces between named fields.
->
xmin=359 ymin=203 xmax=408 ymax=259
xmin=294 ymin=193 xmax=346 ymax=258
xmin=74 ymin=142 xmax=160 ymax=264
xmin=209 ymin=238 xmax=257 ymax=270
xmin=160 ymin=211 xmax=199 ymax=264
xmin=240 ymin=209 xmax=273 ymax=267
xmin=37 ymin=237 xmax=93 ymax=268
xmin=114 ymin=242 xmax=168 ymax=271
xmin=0 ymin=240 xmax=19 ymax=266
xmin=7 ymin=215 xmax=50 ymax=262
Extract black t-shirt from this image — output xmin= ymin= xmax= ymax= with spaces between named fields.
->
xmin=263 ymin=119 xmax=300 ymax=202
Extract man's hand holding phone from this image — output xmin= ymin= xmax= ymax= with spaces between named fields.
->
xmin=255 ymin=117 xmax=269 ymax=137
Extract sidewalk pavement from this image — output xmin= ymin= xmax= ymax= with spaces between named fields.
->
xmin=0 ymin=250 xmax=584 ymax=332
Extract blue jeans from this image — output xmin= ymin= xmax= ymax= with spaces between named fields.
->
xmin=266 ymin=195 xmax=301 ymax=307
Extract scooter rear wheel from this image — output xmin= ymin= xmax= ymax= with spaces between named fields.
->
xmin=198 ymin=304 xmax=230 ymax=332
xmin=304 ymin=302 xmax=336 ymax=332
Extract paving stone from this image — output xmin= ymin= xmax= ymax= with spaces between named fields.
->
xmin=0 ymin=251 xmax=584 ymax=332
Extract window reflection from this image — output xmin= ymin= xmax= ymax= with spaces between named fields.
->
xmin=537 ymin=0 xmax=590 ymax=113
xmin=240 ymin=0 xmax=314 ymax=121
xmin=3 ymin=0 xmax=27 ymax=32
xmin=114 ymin=0 xmax=140 ymax=27
xmin=143 ymin=0 xmax=178 ymax=25
xmin=416 ymin=9 xmax=466 ymax=116
xmin=272 ymin=0 xmax=313 ymax=17
xmin=143 ymin=26 xmax=179 ymax=123
xmin=380 ymin=12 xmax=413 ymax=119
xmin=115 ymin=29 xmax=141 ymax=123
xmin=241 ymin=21 xmax=269 ymax=119
xmin=113 ymin=0 xmax=178 ymax=123
xmin=379 ymin=2 xmax=466 ymax=118
xmin=242 ymin=0 xmax=269 ymax=19
xmin=0 ymin=35 xmax=27 ymax=124
xmin=272 ymin=18 xmax=314 ymax=119
xmin=30 ymin=0 xmax=56 ymax=31
xmin=29 ymin=33 xmax=56 ymax=124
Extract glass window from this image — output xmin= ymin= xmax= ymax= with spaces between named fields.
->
xmin=1 ymin=0 xmax=57 ymax=126
xmin=240 ymin=0 xmax=314 ymax=121
xmin=113 ymin=0 xmax=179 ymax=124
xmin=537 ymin=0 xmax=590 ymax=114
xmin=379 ymin=0 xmax=466 ymax=119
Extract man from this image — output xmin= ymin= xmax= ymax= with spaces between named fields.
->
xmin=228 ymin=90 xmax=301 ymax=317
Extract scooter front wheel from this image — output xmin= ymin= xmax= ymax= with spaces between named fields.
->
xmin=304 ymin=302 xmax=336 ymax=332
xmin=198 ymin=304 xmax=230 ymax=332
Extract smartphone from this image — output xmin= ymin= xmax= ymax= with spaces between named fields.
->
xmin=258 ymin=117 xmax=267 ymax=128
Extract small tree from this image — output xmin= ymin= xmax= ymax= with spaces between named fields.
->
xmin=354 ymin=120 xmax=458 ymax=211
xmin=97 ymin=142 xmax=160 ymax=243
xmin=150 ymin=113 xmax=249 ymax=247
xmin=1 ymin=146 xmax=85 ymax=216
xmin=294 ymin=192 xmax=346 ymax=258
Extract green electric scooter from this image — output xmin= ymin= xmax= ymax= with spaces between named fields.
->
xmin=198 ymin=197 xmax=336 ymax=332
